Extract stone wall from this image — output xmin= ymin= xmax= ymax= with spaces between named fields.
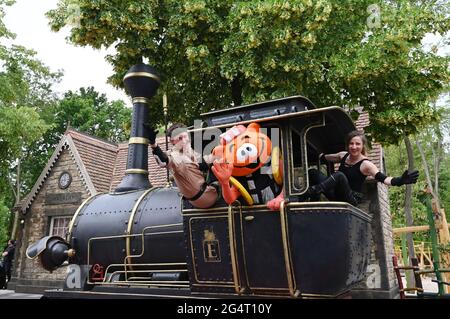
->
xmin=351 ymin=181 xmax=399 ymax=298
xmin=13 ymin=147 xmax=91 ymax=293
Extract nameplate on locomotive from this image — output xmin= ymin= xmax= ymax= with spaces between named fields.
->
xmin=45 ymin=192 xmax=82 ymax=205
xmin=203 ymin=229 xmax=221 ymax=262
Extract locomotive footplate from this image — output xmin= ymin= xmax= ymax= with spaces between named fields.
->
xmin=42 ymin=286 xmax=203 ymax=299
xmin=43 ymin=285 xmax=329 ymax=299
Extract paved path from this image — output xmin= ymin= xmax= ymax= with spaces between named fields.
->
xmin=0 ymin=289 xmax=42 ymax=299
xmin=404 ymin=275 xmax=439 ymax=292
xmin=0 ymin=276 xmax=442 ymax=299
xmin=402 ymin=275 xmax=441 ymax=297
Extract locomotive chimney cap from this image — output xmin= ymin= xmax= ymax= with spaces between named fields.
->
xmin=123 ymin=63 xmax=161 ymax=99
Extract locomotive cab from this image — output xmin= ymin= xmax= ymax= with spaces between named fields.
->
xmin=182 ymin=97 xmax=371 ymax=298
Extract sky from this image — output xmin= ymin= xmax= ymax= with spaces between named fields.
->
xmin=3 ymin=0 xmax=130 ymax=104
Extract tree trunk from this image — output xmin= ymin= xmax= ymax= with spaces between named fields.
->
xmin=434 ymin=139 xmax=442 ymax=198
xmin=11 ymin=159 xmax=21 ymax=240
xmin=403 ymin=136 xmax=416 ymax=288
xmin=403 ymin=136 xmax=416 ymax=258
xmin=416 ymin=139 xmax=441 ymax=208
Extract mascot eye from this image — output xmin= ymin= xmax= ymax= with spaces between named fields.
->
xmin=236 ymin=143 xmax=257 ymax=162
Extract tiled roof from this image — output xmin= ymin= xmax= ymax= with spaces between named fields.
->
xmin=68 ymin=130 xmax=118 ymax=193
xmin=354 ymin=108 xmax=383 ymax=171
xmin=109 ymin=136 xmax=172 ymax=192
xmin=109 ymin=143 xmax=128 ymax=192
xmin=67 ymin=130 xmax=173 ymax=192
xmin=18 ymin=130 xmax=99 ymax=212
xmin=355 ymin=109 xmax=370 ymax=130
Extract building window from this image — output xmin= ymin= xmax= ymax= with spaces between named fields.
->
xmin=49 ymin=216 xmax=72 ymax=238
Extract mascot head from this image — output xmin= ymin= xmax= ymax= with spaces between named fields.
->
xmin=213 ymin=123 xmax=272 ymax=177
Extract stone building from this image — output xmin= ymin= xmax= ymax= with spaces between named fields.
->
xmin=11 ymin=112 xmax=399 ymax=298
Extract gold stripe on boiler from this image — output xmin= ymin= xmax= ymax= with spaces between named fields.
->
xmin=132 ymin=97 xmax=151 ymax=105
xmin=125 ymin=169 xmax=149 ymax=175
xmin=129 ymin=137 xmax=149 ymax=145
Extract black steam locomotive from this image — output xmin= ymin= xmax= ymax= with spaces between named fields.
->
xmin=27 ymin=64 xmax=371 ymax=299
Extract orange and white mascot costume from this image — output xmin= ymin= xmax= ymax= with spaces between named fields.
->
xmin=212 ymin=123 xmax=284 ymax=211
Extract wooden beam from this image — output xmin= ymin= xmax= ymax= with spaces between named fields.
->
xmin=439 ymin=209 xmax=450 ymax=243
xmin=438 ymin=209 xmax=449 ymax=294
xmin=393 ymin=225 xmax=430 ymax=234
xmin=393 ymin=223 xmax=450 ymax=235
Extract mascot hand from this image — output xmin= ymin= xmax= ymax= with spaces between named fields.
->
xmin=212 ymin=161 xmax=233 ymax=185
xmin=267 ymin=193 xmax=284 ymax=211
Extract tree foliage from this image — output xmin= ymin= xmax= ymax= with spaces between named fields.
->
xmin=385 ymin=106 xmax=450 ymax=242
xmin=47 ymin=0 xmax=449 ymax=146
xmin=22 ymin=87 xmax=132 ymax=194
xmin=0 ymin=1 xmax=133 ymax=240
xmin=0 ymin=198 xmax=10 ymax=246
xmin=0 ymin=0 xmax=62 ymax=239
xmin=385 ymin=141 xmax=430 ymax=241
xmin=42 ymin=86 xmax=131 ymax=144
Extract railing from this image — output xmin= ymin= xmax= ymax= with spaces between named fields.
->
xmin=392 ymin=192 xmax=450 ymax=297
xmin=392 ymin=255 xmax=450 ymax=299
xmin=86 ymin=224 xmax=189 ymax=288
xmin=392 ymin=255 xmax=423 ymax=299
xmin=393 ymin=241 xmax=434 ymax=269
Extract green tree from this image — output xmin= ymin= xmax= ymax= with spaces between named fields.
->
xmin=21 ymin=87 xmax=132 ymax=195
xmin=47 ymin=1 xmax=449 ymax=134
xmin=0 ymin=199 xmax=10 ymax=246
xmin=385 ymin=106 xmax=450 ymax=243
xmin=46 ymin=0 xmax=376 ymax=124
xmin=385 ymin=143 xmax=429 ymax=239
xmin=415 ymin=106 xmax=450 ymax=222
xmin=41 ymin=86 xmax=131 ymax=145
xmin=0 ymin=0 xmax=61 ymax=239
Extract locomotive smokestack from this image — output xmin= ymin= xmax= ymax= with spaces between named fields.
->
xmin=115 ymin=63 xmax=161 ymax=192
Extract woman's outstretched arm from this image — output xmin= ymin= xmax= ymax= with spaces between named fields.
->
xmin=362 ymin=161 xmax=419 ymax=186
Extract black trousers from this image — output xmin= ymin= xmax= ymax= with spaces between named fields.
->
xmin=3 ymin=262 xmax=11 ymax=282
xmin=308 ymin=169 xmax=363 ymax=206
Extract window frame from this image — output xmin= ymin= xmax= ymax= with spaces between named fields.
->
xmin=49 ymin=216 xmax=72 ymax=238
xmin=285 ymin=114 xmax=326 ymax=197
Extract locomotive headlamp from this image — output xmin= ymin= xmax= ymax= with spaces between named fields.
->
xmin=26 ymin=236 xmax=73 ymax=272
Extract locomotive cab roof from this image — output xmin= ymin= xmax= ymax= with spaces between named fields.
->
xmin=197 ymin=95 xmax=356 ymax=154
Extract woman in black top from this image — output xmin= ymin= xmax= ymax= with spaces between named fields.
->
xmin=308 ymin=130 xmax=419 ymax=206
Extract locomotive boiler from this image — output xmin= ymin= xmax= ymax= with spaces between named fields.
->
xmin=27 ymin=63 xmax=372 ymax=299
